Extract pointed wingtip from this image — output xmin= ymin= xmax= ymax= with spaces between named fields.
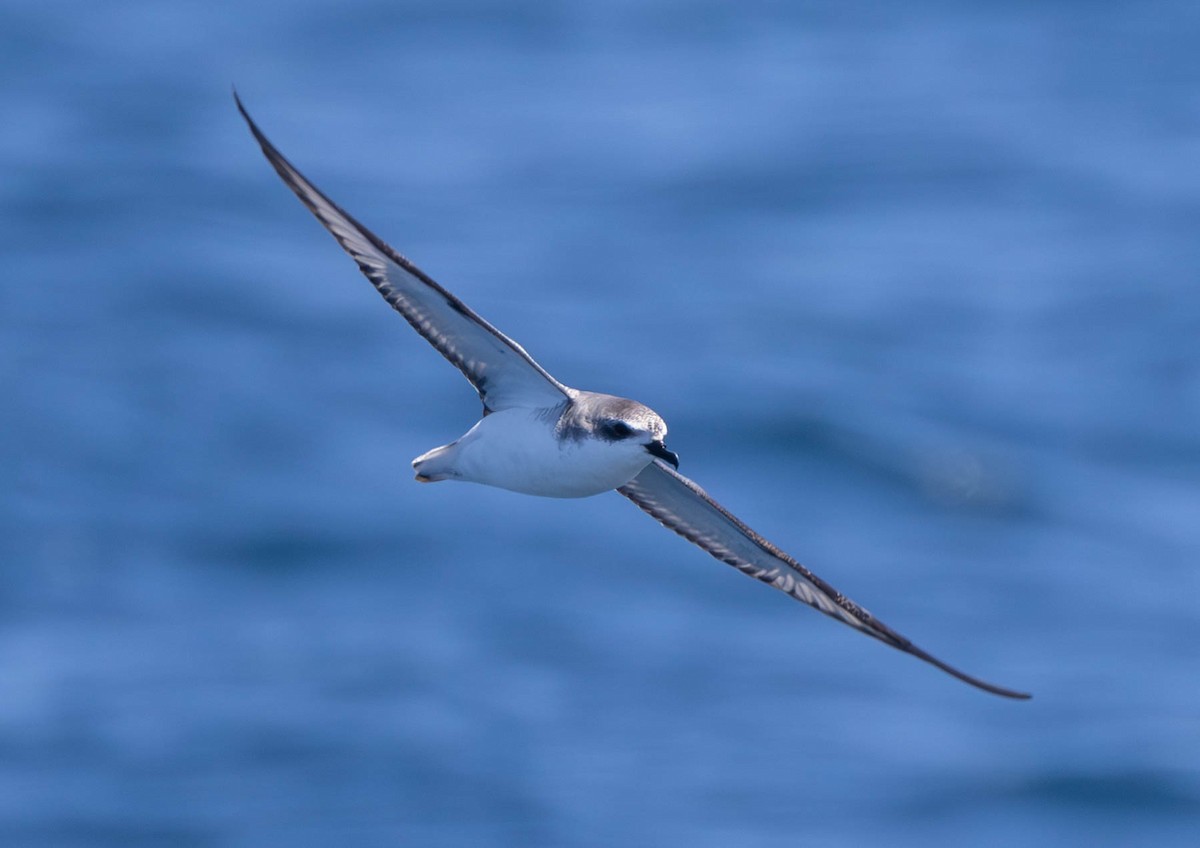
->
xmin=232 ymin=87 xmax=251 ymax=122
xmin=232 ymin=89 xmax=283 ymax=166
xmin=904 ymin=641 xmax=1032 ymax=700
xmin=964 ymin=677 xmax=1032 ymax=700
xmin=933 ymin=658 xmax=1032 ymax=700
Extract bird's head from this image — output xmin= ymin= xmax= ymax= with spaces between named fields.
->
xmin=581 ymin=395 xmax=679 ymax=470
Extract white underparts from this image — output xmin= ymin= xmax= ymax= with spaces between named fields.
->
xmin=411 ymin=407 xmax=655 ymax=498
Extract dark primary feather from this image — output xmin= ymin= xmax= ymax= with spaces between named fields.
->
xmin=619 ymin=461 xmax=1031 ymax=699
xmin=235 ymin=93 xmax=571 ymax=414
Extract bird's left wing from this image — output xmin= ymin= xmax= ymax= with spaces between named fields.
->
xmin=618 ymin=460 xmax=1030 ymax=699
xmin=236 ymin=94 xmax=572 ymax=414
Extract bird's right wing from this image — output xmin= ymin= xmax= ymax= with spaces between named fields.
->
xmin=618 ymin=460 xmax=1031 ymax=699
xmin=236 ymin=94 xmax=572 ymax=414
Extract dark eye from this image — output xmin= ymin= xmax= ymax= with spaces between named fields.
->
xmin=601 ymin=420 xmax=634 ymax=440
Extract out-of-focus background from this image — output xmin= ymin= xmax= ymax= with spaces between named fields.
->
xmin=4 ymin=1 xmax=1198 ymax=845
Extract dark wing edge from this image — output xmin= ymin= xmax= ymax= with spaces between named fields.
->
xmin=618 ymin=461 xmax=1031 ymax=700
xmin=233 ymin=91 xmax=571 ymax=413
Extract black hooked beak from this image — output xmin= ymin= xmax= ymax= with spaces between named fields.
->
xmin=645 ymin=439 xmax=679 ymax=469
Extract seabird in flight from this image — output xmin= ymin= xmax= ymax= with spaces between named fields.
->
xmin=236 ymin=93 xmax=1030 ymax=700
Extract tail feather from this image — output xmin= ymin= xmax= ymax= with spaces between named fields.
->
xmin=412 ymin=443 xmax=459 ymax=483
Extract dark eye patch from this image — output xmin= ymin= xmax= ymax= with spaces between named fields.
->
xmin=600 ymin=420 xmax=634 ymax=440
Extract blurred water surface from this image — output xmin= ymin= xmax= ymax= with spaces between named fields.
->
xmin=3 ymin=1 xmax=1199 ymax=846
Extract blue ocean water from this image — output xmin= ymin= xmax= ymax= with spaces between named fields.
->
xmin=3 ymin=1 xmax=1198 ymax=845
